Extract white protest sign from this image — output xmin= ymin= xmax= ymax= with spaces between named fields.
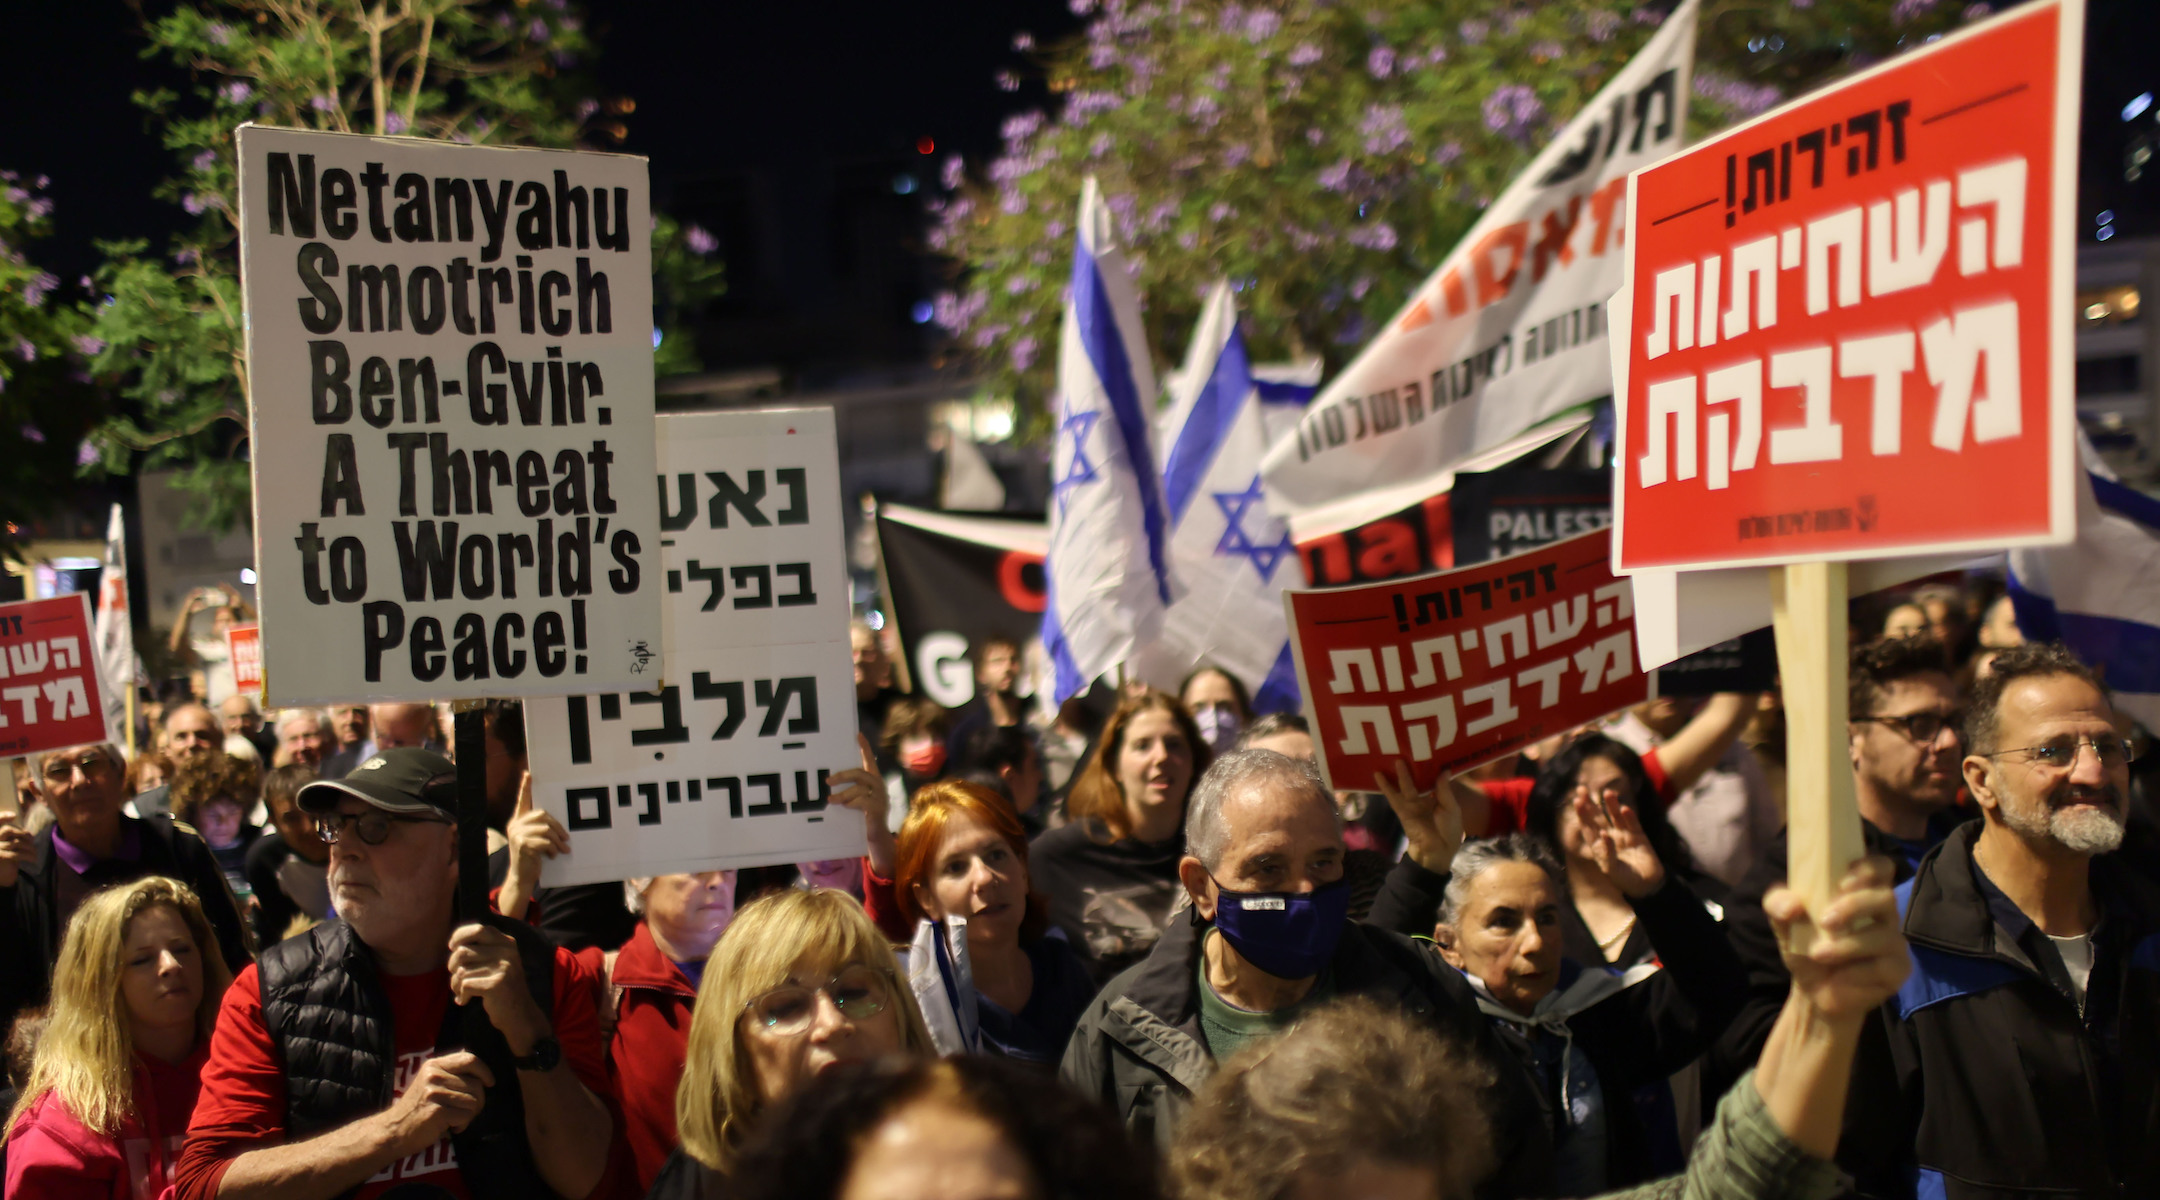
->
xmin=1258 ymin=0 xmax=1697 ymax=525
xmin=524 ymin=409 xmax=863 ymax=884
xmin=236 ymin=125 xmax=664 ymax=705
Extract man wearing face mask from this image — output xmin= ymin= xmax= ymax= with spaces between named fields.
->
xmin=1179 ymin=665 xmax=1252 ymax=758
xmin=1837 ymin=643 xmax=2160 ymax=1199
xmin=1059 ymin=749 xmax=1553 ymax=1194
xmin=943 ymin=636 xmax=1034 ymax=764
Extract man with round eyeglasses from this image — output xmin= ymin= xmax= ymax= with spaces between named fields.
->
xmin=1837 ymin=641 xmax=2160 ymax=1198
xmin=175 ymin=747 xmax=616 ymax=1200
xmin=0 ymin=740 xmax=252 ymax=1032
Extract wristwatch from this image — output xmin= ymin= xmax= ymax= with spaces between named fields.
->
xmin=512 ymin=1036 xmax=562 ymax=1073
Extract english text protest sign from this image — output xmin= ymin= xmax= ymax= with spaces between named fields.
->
xmin=1259 ymin=0 xmax=1697 ymax=523
xmin=1286 ymin=528 xmax=1648 ymax=793
xmin=0 ymin=594 xmax=121 ymax=760
xmin=1612 ymin=0 xmax=2079 ymax=572
xmin=876 ymin=505 xmax=1049 ymax=708
xmin=525 ymin=409 xmax=863 ymax=883
xmin=236 ymin=125 xmax=664 ymax=705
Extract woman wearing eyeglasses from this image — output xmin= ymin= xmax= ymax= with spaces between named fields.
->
xmin=646 ymin=887 xmax=935 ymax=1200
xmin=4 ymin=876 xmax=232 ymax=1200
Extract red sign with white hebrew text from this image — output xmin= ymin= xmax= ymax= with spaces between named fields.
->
xmin=0 ymin=594 xmax=116 ymax=759
xmin=1286 ymin=528 xmax=1648 ymax=794
xmin=1613 ymin=0 xmax=2080 ymax=572
xmin=227 ymin=623 xmax=264 ymax=698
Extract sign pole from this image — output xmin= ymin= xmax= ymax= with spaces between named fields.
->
xmin=0 ymin=759 xmax=17 ymax=819
xmin=1769 ymin=562 xmax=1866 ymax=952
xmin=452 ymin=699 xmax=490 ymax=926
xmin=125 ymin=688 xmax=137 ymax=759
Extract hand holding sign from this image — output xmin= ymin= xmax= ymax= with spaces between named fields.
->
xmin=826 ymin=732 xmax=896 ymax=877
xmin=1573 ymin=787 xmax=1665 ymax=899
xmin=1376 ymin=759 xmax=1464 ymax=876
xmin=0 ymin=812 xmax=29 ymax=889
xmin=1763 ymin=856 xmax=1907 ymax=1021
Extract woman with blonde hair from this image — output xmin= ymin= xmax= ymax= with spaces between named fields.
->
xmin=1030 ymin=687 xmax=1210 ymax=982
xmin=4 ymin=876 xmax=232 ymax=1200
xmin=645 ymin=886 xmax=935 ymax=1199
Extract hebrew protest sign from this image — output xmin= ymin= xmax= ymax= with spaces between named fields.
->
xmin=225 ymin=623 xmax=264 ymax=700
xmin=1612 ymin=0 xmax=2079 ymax=572
xmin=0 ymin=594 xmax=120 ymax=761
xmin=524 ymin=409 xmax=863 ymax=883
xmin=1286 ymin=528 xmax=1647 ymax=793
xmin=236 ymin=125 xmax=664 ymax=705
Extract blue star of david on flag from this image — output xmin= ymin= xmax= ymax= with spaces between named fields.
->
xmin=1052 ymin=408 xmax=1102 ymax=518
xmin=1212 ymin=476 xmax=1295 ymax=584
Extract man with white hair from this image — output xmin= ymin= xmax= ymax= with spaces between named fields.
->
xmin=1838 ymin=642 xmax=2160 ymax=1198
xmin=1059 ymin=748 xmax=1552 ymax=1194
xmin=273 ymin=708 xmax=335 ymax=771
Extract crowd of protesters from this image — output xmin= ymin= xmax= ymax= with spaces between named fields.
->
xmin=2 ymin=576 xmax=2156 ymax=1200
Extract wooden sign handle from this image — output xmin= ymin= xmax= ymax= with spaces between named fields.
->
xmin=0 ymin=758 xmax=17 ymax=819
xmin=1770 ymin=561 xmax=1867 ymax=953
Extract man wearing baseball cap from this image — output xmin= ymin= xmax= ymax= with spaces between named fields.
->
xmin=176 ymin=747 xmax=617 ymax=1200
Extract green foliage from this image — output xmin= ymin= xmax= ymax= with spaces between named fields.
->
xmin=82 ymin=0 xmax=721 ymax=530
xmin=0 ymin=175 xmax=105 ymax=556
xmin=653 ymin=212 xmax=727 ymax=378
xmin=932 ymin=0 xmax=1988 ymax=432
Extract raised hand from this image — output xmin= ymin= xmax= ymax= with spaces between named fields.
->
xmin=1376 ymin=759 xmax=1463 ymax=875
xmin=1764 ymin=856 xmax=1909 ymax=1022
xmin=1573 ymin=786 xmax=1666 ymax=898
xmin=495 ymin=771 xmax=565 ymax=921
xmin=826 ymin=732 xmax=896 ymax=875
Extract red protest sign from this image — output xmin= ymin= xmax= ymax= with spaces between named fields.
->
xmin=1613 ymin=0 xmax=2080 ymax=572
xmin=1286 ymin=528 xmax=1648 ymax=793
xmin=226 ymin=623 xmax=263 ymax=699
xmin=0 ymin=594 xmax=117 ymax=760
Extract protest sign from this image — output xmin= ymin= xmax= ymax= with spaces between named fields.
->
xmin=225 ymin=623 xmax=264 ymax=700
xmin=1610 ymin=0 xmax=2083 ymax=938
xmin=0 ymin=595 xmax=121 ymax=814
xmin=1653 ymin=627 xmax=1776 ymax=696
xmin=1286 ymin=528 xmax=1647 ymax=793
xmin=1259 ymin=0 xmax=1697 ymax=524
xmin=524 ymin=409 xmax=863 ymax=884
xmin=876 ymin=505 xmax=1049 ymax=708
xmin=235 ymin=125 xmax=665 ymax=706
xmin=1612 ymin=0 xmax=2079 ymax=572
xmin=1449 ymin=469 xmax=1612 ymax=565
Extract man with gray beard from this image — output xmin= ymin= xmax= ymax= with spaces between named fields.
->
xmin=1837 ymin=642 xmax=2160 ymax=1199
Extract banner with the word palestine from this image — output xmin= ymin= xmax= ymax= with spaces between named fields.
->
xmin=876 ymin=505 xmax=1049 ymax=709
xmin=1259 ymin=0 xmax=1697 ymax=524
xmin=236 ymin=125 xmax=664 ymax=706
xmin=1449 ymin=469 xmax=1612 ymax=565
xmin=1286 ymin=528 xmax=1647 ymax=793
xmin=0 ymin=594 xmax=122 ymax=761
xmin=1612 ymin=0 xmax=2079 ymax=573
xmin=524 ymin=409 xmax=862 ymax=883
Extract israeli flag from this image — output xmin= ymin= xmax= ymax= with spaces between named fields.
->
xmin=2008 ymin=446 xmax=2160 ymax=732
xmin=1132 ymin=282 xmax=1311 ymax=712
xmin=1042 ymin=177 xmax=1180 ymax=704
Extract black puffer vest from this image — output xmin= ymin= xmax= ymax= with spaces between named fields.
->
xmin=257 ymin=915 xmax=560 ymax=1200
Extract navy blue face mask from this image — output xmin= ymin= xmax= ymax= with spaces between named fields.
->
xmin=1208 ymin=876 xmax=1352 ymax=980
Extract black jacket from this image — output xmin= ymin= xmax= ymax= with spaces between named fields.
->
xmin=260 ymin=915 xmax=561 ymax=1200
xmin=1705 ymin=813 xmax=1971 ymax=1098
xmin=1058 ymin=906 xmax=1557 ymax=1198
xmin=0 ymin=814 xmax=253 ymax=1029
xmin=1367 ymin=857 xmax=1747 ymax=1189
xmin=1839 ymin=821 xmax=2160 ymax=1199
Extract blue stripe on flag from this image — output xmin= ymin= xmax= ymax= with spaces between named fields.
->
xmin=1254 ymin=379 xmax=1317 ymax=407
xmin=1160 ymin=322 xmax=1253 ymax=526
xmin=2092 ymin=472 xmax=2160 ymax=532
xmin=1071 ymin=245 xmax=1175 ymax=606
xmin=1041 ymin=582 xmax=1088 ymax=706
xmin=2007 ymin=581 xmax=2160 ymax=694
xmin=1253 ymin=641 xmax=1302 ymax=715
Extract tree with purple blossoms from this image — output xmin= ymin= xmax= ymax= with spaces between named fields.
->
xmin=0 ymin=174 xmax=108 ymax=555
xmin=933 ymin=0 xmax=1994 ymax=430
xmin=78 ymin=0 xmax=723 ymax=530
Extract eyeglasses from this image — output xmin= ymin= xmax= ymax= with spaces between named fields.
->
xmin=315 ymin=810 xmax=450 ymax=846
xmin=741 ymin=964 xmax=893 ymax=1035
xmin=1855 ymin=711 xmax=1963 ymax=745
xmin=41 ymin=752 xmax=115 ymax=785
xmin=1983 ymin=734 xmax=2136 ymax=772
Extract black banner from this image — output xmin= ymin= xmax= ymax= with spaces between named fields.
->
xmin=875 ymin=509 xmax=1047 ymax=709
xmin=1448 ymin=468 xmax=1613 ymax=565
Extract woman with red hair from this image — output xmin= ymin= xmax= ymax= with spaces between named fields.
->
xmin=891 ymin=780 xmax=1098 ymax=1066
